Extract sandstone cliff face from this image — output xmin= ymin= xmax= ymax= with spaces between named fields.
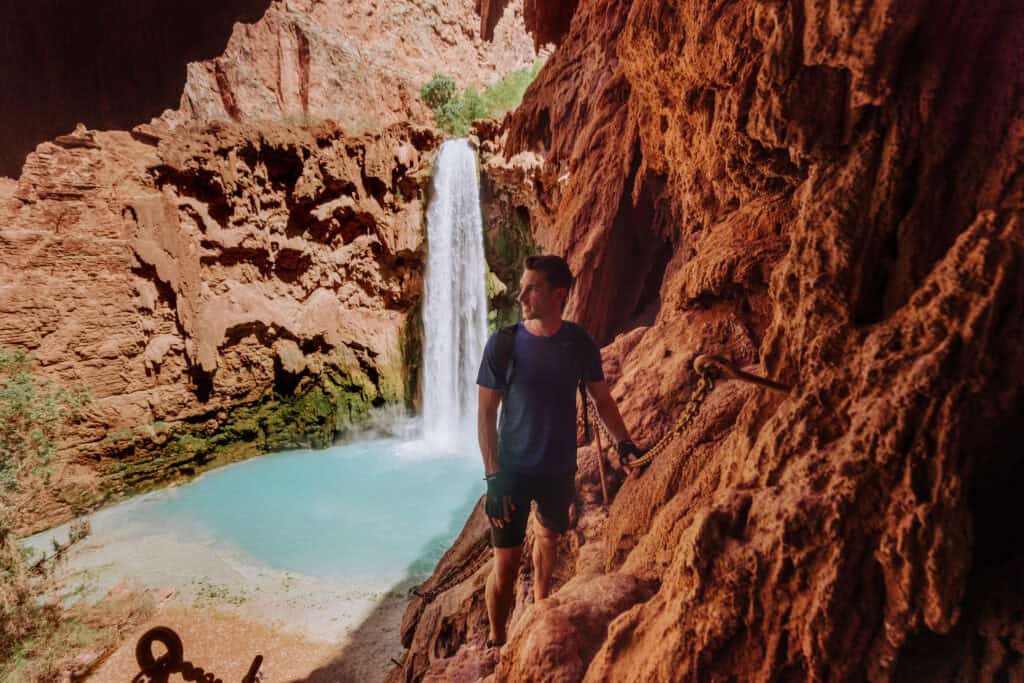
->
xmin=158 ymin=0 xmax=535 ymax=134
xmin=0 ymin=0 xmax=272 ymax=177
xmin=396 ymin=0 xmax=1024 ymax=681
xmin=0 ymin=120 xmax=438 ymax=533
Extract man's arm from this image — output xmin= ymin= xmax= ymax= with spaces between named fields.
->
xmin=478 ymin=386 xmax=503 ymax=476
xmin=479 ymin=385 xmax=516 ymax=525
xmin=586 ymin=380 xmax=630 ymax=443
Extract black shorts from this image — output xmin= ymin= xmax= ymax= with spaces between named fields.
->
xmin=489 ymin=470 xmax=575 ymax=548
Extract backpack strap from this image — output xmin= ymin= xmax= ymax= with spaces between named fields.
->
xmin=562 ymin=322 xmax=595 ymax=444
xmin=494 ymin=323 xmax=519 ymax=390
xmin=495 ymin=321 xmax=596 ymax=444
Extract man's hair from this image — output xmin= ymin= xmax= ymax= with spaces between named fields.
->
xmin=524 ymin=254 xmax=574 ymax=292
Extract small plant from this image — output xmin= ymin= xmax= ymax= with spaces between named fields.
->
xmin=420 ymin=74 xmax=457 ymax=111
xmin=0 ymin=348 xmax=90 ymax=491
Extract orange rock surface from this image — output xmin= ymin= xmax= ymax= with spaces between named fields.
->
xmin=0 ymin=120 xmax=437 ymax=533
xmin=395 ymin=0 xmax=1024 ymax=681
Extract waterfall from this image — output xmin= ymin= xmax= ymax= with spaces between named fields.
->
xmin=422 ymin=139 xmax=489 ymax=449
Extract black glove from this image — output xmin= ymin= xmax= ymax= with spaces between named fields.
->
xmin=485 ymin=471 xmax=513 ymax=521
xmin=616 ymin=440 xmax=645 ymax=470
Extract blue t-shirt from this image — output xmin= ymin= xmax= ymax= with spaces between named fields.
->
xmin=476 ymin=321 xmax=604 ymax=476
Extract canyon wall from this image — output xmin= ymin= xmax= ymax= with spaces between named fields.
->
xmin=396 ymin=0 xmax=1024 ymax=681
xmin=0 ymin=0 xmax=272 ymax=177
xmin=159 ymin=0 xmax=536 ymax=133
xmin=0 ymin=0 xmax=536 ymax=533
xmin=0 ymin=119 xmax=437 ymax=533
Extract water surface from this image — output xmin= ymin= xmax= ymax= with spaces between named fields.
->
xmin=28 ymin=437 xmax=482 ymax=588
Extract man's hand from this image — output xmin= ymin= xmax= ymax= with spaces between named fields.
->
xmin=616 ymin=440 xmax=647 ymax=478
xmin=485 ymin=471 xmax=516 ymax=527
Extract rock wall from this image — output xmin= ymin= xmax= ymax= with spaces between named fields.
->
xmin=0 ymin=0 xmax=272 ymax=177
xmin=395 ymin=0 xmax=1024 ymax=681
xmin=1 ymin=0 xmax=535 ymax=177
xmin=0 ymin=119 xmax=437 ymax=533
xmin=160 ymin=0 xmax=536 ymax=133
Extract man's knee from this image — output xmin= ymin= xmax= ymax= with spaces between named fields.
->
xmin=533 ymin=518 xmax=560 ymax=544
xmin=492 ymin=546 xmax=522 ymax=585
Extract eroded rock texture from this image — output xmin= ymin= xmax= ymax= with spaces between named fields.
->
xmin=396 ymin=0 xmax=1024 ymax=681
xmin=0 ymin=120 xmax=437 ymax=533
xmin=0 ymin=0 xmax=272 ymax=176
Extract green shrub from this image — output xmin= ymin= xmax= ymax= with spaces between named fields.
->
xmin=0 ymin=348 xmax=91 ymax=667
xmin=421 ymin=59 xmax=546 ymax=137
xmin=480 ymin=59 xmax=545 ymax=119
xmin=421 ymin=74 xmax=458 ymax=111
xmin=0 ymin=348 xmax=90 ymax=491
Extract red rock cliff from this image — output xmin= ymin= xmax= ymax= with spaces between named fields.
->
xmin=159 ymin=0 xmax=536 ymax=133
xmin=395 ymin=0 xmax=1024 ymax=680
xmin=0 ymin=119 xmax=437 ymax=533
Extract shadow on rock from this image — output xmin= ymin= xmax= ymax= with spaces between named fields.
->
xmin=292 ymin=482 xmax=484 ymax=683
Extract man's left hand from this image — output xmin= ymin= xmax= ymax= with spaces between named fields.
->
xmin=616 ymin=440 xmax=647 ymax=478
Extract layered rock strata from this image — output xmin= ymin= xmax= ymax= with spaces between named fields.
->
xmin=395 ymin=0 xmax=1024 ymax=681
xmin=0 ymin=119 xmax=438 ymax=533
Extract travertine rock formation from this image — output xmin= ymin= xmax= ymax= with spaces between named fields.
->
xmin=395 ymin=0 xmax=1024 ymax=681
xmin=0 ymin=119 xmax=437 ymax=533
xmin=0 ymin=0 xmax=272 ymax=177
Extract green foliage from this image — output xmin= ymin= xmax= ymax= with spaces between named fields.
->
xmin=420 ymin=74 xmax=457 ymax=111
xmin=479 ymin=58 xmax=545 ymax=119
xmin=421 ymin=59 xmax=546 ymax=137
xmin=0 ymin=348 xmax=91 ymax=669
xmin=0 ymin=348 xmax=90 ymax=491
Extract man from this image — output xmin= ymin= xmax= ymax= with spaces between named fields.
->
xmin=476 ymin=254 xmax=644 ymax=648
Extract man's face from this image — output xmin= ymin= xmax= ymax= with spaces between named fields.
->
xmin=517 ymin=269 xmax=565 ymax=320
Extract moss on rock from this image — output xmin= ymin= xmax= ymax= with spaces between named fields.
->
xmin=99 ymin=349 xmax=400 ymax=501
xmin=480 ymin=200 xmax=537 ymax=331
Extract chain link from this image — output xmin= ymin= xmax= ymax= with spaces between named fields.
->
xmin=594 ymin=370 xmax=715 ymax=470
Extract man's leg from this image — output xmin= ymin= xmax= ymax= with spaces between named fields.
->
xmin=486 ymin=544 xmax=522 ymax=644
xmin=531 ymin=519 xmax=559 ymax=602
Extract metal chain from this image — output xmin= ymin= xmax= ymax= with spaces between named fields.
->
xmin=624 ymin=372 xmax=715 ymax=468
xmin=591 ymin=354 xmax=788 ymax=470
xmin=586 ymin=369 xmax=715 ymax=471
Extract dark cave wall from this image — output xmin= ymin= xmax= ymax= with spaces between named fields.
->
xmin=0 ymin=0 xmax=271 ymax=177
